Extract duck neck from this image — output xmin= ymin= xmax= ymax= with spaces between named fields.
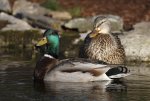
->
xmin=46 ymin=34 xmax=59 ymax=59
xmin=47 ymin=45 xmax=59 ymax=59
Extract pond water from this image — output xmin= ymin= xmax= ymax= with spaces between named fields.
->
xmin=0 ymin=54 xmax=150 ymax=101
xmin=0 ymin=32 xmax=150 ymax=101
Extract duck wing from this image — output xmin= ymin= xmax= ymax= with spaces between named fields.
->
xmin=54 ymin=58 xmax=116 ymax=77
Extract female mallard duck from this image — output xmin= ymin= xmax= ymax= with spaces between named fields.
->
xmin=80 ymin=17 xmax=125 ymax=64
xmin=34 ymin=29 xmax=129 ymax=82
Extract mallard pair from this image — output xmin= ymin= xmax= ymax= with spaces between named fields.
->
xmin=33 ymin=19 xmax=129 ymax=82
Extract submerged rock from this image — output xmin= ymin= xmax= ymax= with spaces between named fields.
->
xmin=63 ymin=15 xmax=123 ymax=32
xmin=121 ymin=22 xmax=150 ymax=62
xmin=0 ymin=0 xmax=11 ymax=13
xmin=0 ymin=12 xmax=33 ymax=31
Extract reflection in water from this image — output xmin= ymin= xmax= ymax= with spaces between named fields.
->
xmin=34 ymin=79 xmax=127 ymax=101
xmin=1 ymin=59 xmax=150 ymax=101
xmin=106 ymin=79 xmax=127 ymax=92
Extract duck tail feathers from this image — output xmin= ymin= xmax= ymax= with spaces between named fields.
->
xmin=106 ymin=66 xmax=130 ymax=79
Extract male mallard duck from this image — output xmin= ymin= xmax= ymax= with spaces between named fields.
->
xmin=80 ymin=17 xmax=125 ymax=64
xmin=34 ymin=29 xmax=129 ymax=82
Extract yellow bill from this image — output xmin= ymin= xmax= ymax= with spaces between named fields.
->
xmin=36 ymin=37 xmax=48 ymax=46
xmin=89 ymin=30 xmax=99 ymax=38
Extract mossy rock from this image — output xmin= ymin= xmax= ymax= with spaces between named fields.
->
xmin=0 ymin=30 xmax=42 ymax=48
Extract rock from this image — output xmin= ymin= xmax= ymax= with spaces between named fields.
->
xmin=12 ymin=0 xmax=72 ymax=20
xmin=120 ymin=22 xmax=150 ymax=62
xmin=12 ymin=0 xmax=70 ymax=30
xmin=48 ymin=11 xmax=72 ymax=20
xmin=63 ymin=18 xmax=93 ymax=32
xmin=63 ymin=15 xmax=123 ymax=32
xmin=12 ymin=0 xmax=48 ymax=16
xmin=0 ymin=0 xmax=11 ymax=13
xmin=0 ymin=12 xmax=33 ymax=31
xmin=22 ymin=14 xmax=63 ymax=30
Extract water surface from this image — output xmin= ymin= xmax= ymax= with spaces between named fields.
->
xmin=0 ymin=55 xmax=150 ymax=101
xmin=0 ymin=32 xmax=150 ymax=101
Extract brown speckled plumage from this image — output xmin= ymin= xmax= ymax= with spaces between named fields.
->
xmin=82 ymin=32 xmax=125 ymax=64
xmin=79 ymin=17 xmax=126 ymax=64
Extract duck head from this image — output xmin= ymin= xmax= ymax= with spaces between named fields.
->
xmin=35 ymin=29 xmax=60 ymax=59
xmin=90 ymin=17 xmax=111 ymax=38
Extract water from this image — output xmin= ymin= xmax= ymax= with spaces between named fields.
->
xmin=0 ymin=32 xmax=150 ymax=101
xmin=0 ymin=55 xmax=150 ymax=101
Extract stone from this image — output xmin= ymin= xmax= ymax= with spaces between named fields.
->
xmin=12 ymin=0 xmax=72 ymax=20
xmin=12 ymin=0 xmax=70 ymax=30
xmin=13 ymin=0 xmax=48 ymax=16
xmin=63 ymin=18 xmax=93 ymax=32
xmin=120 ymin=22 xmax=150 ymax=62
xmin=0 ymin=12 xmax=33 ymax=31
xmin=63 ymin=15 xmax=123 ymax=32
xmin=49 ymin=11 xmax=72 ymax=20
xmin=22 ymin=14 xmax=63 ymax=31
xmin=0 ymin=0 xmax=11 ymax=13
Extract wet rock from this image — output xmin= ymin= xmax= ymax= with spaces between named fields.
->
xmin=63 ymin=15 xmax=123 ymax=32
xmin=0 ymin=0 xmax=11 ymax=13
xmin=0 ymin=12 xmax=33 ymax=31
xmin=120 ymin=22 xmax=150 ymax=62
xmin=12 ymin=0 xmax=72 ymax=20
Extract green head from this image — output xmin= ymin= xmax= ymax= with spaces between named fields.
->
xmin=36 ymin=29 xmax=60 ymax=58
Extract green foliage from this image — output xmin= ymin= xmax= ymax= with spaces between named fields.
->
xmin=68 ymin=7 xmax=82 ymax=17
xmin=41 ymin=0 xmax=60 ymax=11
